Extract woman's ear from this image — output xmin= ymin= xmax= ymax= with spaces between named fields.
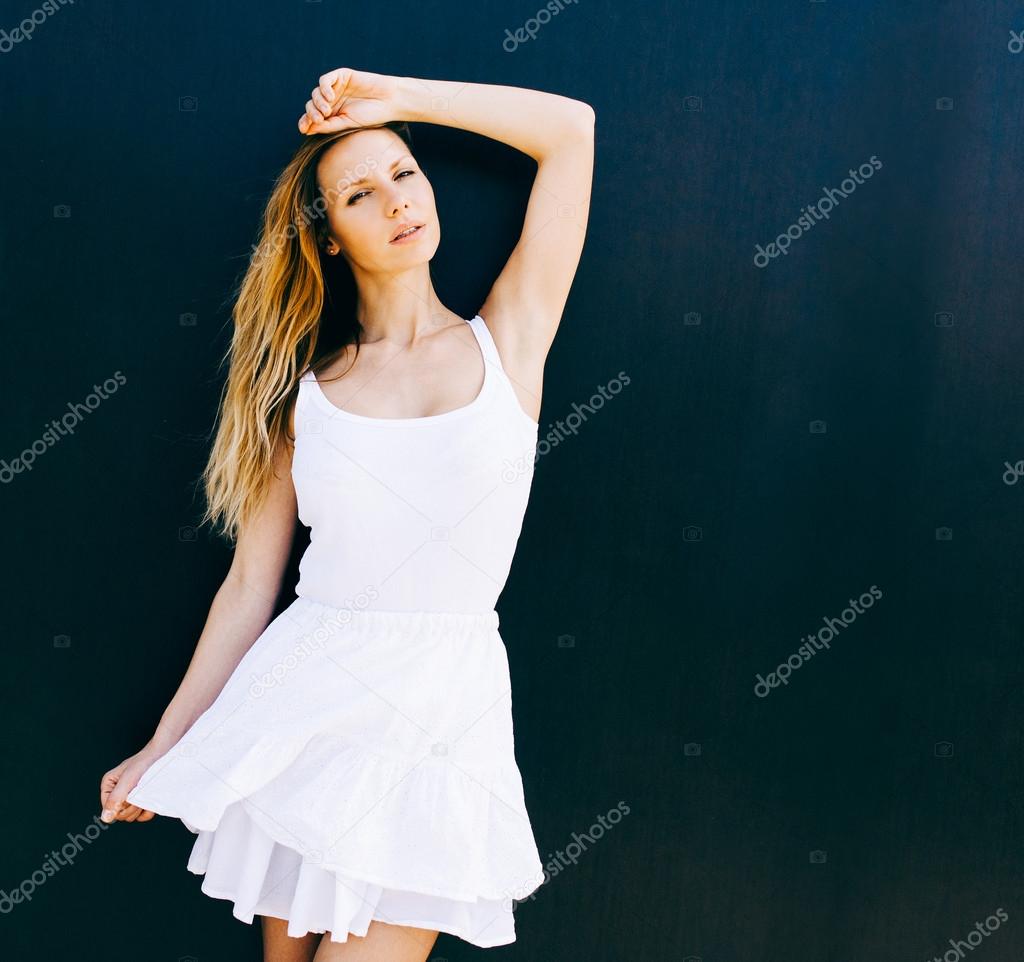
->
xmin=316 ymin=222 xmax=336 ymax=255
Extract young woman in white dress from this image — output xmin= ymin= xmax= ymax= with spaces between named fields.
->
xmin=99 ymin=68 xmax=593 ymax=961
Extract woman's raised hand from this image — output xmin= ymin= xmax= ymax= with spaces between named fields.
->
xmin=298 ymin=68 xmax=402 ymax=135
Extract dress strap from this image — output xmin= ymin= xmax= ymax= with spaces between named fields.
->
xmin=468 ymin=314 xmax=503 ymax=368
xmin=293 ymin=368 xmax=320 ymax=429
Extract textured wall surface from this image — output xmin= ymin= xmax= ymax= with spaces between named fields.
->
xmin=3 ymin=2 xmax=1022 ymax=960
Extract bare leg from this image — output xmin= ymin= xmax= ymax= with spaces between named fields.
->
xmin=261 ymin=915 xmax=322 ymax=962
xmin=312 ymin=921 xmax=439 ymax=962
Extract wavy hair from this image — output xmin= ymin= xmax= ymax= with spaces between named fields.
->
xmin=197 ymin=121 xmax=415 ymax=544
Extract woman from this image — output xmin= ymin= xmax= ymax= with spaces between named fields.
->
xmin=99 ymin=67 xmax=594 ymax=961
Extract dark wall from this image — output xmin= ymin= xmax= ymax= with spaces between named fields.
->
xmin=4 ymin=1 xmax=1023 ymax=959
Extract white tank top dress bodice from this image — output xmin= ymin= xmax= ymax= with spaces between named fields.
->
xmin=126 ymin=315 xmax=546 ymax=948
xmin=292 ymin=313 xmax=540 ymax=614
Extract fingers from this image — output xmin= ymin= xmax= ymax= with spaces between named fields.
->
xmin=118 ymin=804 xmax=143 ymax=823
xmin=318 ymin=67 xmax=350 ymax=101
xmin=298 ymin=114 xmax=354 ymax=136
xmin=299 ymin=67 xmax=354 ymax=136
xmin=305 ymin=99 xmax=325 ymax=124
xmin=99 ymin=758 xmax=157 ymax=825
xmin=99 ymin=772 xmax=115 ymax=809
xmin=311 ymin=88 xmax=333 ymax=117
xmin=101 ymin=797 xmax=152 ymax=823
xmin=318 ymin=71 xmax=338 ymax=101
xmin=100 ymin=772 xmax=131 ymax=823
xmin=108 ymin=802 xmax=155 ymax=824
xmin=99 ymin=766 xmax=124 ymax=816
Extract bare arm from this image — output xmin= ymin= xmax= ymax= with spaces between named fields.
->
xmin=389 ymin=76 xmax=595 ymax=376
xmin=392 ymin=75 xmax=594 ymax=166
xmin=299 ymin=69 xmax=595 ymax=421
xmin=146 ymin=456 xmax=297 ymax=753
xmin=100 ymin=408 xmax=299 ymax=821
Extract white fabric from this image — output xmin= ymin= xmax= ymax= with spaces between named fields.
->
xmin=292 ymin=314 xmax=540 ymax=613
xmin=127 ymin=316 xmax=544 ymax=947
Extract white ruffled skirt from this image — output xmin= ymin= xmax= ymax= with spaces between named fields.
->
xmin=126 ymin=598 xmax=545 ymax=947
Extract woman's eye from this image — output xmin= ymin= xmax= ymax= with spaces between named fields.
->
xmin=348 ymin=171 xmax=415 ymax=205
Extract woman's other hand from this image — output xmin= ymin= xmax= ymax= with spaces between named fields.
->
xmin=98 ymin=748 xmax=163 ymax=823
xmin=298 ymin=67 xmax=402 ymax=135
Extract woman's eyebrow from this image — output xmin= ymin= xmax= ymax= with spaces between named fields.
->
xmin=348 ymin=156 xmax=411 ymax=188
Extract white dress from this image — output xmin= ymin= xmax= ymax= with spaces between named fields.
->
xmin=127 ymin=315 xmax=545 ymax=947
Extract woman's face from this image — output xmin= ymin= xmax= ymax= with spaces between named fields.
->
xmin=316 ymin=127 xmax=439 ymax=272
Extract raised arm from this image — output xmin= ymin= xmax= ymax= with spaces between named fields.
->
xmin=300 ymin=69 xmax=595 ymax=381
xmin=393 ymin=76 xmax=594 ymax=372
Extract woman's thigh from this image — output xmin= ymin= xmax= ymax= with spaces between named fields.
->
xmin=260 ymin=915 xmax=322 ymax=962
xmin=313 ymin=921 xmax=439 ymax=962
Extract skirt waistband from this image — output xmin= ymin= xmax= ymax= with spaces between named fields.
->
xmin=290 ymin=595 xmax=500 ymax=638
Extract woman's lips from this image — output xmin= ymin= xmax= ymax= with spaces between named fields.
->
xmin=389 ymin=224 xmax=425 ymax=244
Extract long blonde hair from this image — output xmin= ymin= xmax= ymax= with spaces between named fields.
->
xmin=197 ymin=121 xmax=415 ymax=544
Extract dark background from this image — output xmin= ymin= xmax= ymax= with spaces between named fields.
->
xmin=3 ymin=1 xmax=1024 ymax=959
